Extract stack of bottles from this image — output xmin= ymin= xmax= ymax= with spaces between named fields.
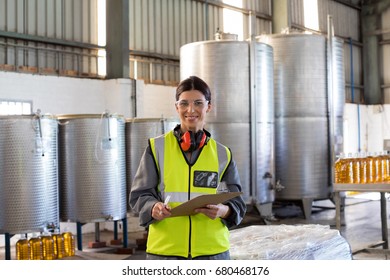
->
xmin=15 ymin=229 xmax=75 ymax=260
xmin=334 ymin=151 xmax=390 ymax=184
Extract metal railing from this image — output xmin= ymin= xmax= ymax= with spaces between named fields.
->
xmin=0 ymin=39 xmax=103 ymax=78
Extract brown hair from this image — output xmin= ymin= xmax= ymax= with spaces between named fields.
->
xmin=175 ymin=76 xmax=211 ymax=103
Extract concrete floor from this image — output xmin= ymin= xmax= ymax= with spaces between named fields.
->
xmin=1 ymin=193 xmax=389 ymax=260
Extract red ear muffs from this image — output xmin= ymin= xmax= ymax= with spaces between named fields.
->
xmin=180 ymin=130 xmax=207 ymax=152
xmin=196 ymin=131 xmax=207 ymax=149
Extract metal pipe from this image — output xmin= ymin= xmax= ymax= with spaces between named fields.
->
xmin=327 ymin=15 xmax=336 ymax=186
xmin=249 ymin=11 xmax=257 ymax=198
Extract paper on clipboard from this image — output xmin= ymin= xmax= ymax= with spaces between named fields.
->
xmin=170 ymin=192 xmax=242 ymax=217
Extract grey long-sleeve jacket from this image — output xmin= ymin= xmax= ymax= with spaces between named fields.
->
xmin=129 ymin=139 xmax=247 ymax=229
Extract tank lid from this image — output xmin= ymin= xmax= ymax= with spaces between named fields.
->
xmin=0 ymin=113 xmax=56 ymax=120
xmin=125 ymin=117 xmax=165 ymax=123
xmin=56 ymin=113 xmax=124 ymax=120
xmin=214 ymin=28 xmax=238 ymax=41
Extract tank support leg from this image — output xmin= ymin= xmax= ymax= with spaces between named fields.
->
xmin=255 ymin=202 xmax=277 ymax=224
xmin=301 ymin=198 xmax=313 ymax=219
xmin=77 ymin=222 xmax=83 ymax=251
xmin=5 ymin=233 xmax=11 ymax=260
xmin=113 ymin=220 xmax=118 ymax=240
xmin=122 ymin=217 xmax=128 ymax=248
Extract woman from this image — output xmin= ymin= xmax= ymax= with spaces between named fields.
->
xmin=129 ymin=75 xmax=246 ymax=260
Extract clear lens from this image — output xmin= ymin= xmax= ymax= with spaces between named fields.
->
xmin=176 ymin=100 xmax=208 ymax=109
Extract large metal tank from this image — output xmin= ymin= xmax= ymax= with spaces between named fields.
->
xmin=0 ymin=113 xmax=58 ymax=234
xmin=180 ymin=39 xmax=275 ymax=213
xmin=257 ymin=33 xmax=345 ymax=216
xmin=57 ymin=113 xmax=126 ymax=223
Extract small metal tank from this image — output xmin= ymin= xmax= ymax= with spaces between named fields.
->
xmin=0 ymin=112 xmax=58 ymax=234
xmin=125 ymin=117 xmax=180 ymax=211
xmin=57 ymin=113 xmax=126 ymax=223
xmin=125 ymin=118 xmax=164 ymax=210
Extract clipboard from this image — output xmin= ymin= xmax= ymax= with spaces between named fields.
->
xmin=170 ymin=192 xmax=242 ymax=217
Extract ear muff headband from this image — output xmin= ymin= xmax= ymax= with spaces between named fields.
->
xmin=196 ymin=131 xmax=207 ymax=149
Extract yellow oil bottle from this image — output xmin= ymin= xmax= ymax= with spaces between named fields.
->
xmin=359 ymin=152 xmax=368 ymax=184
xmin=352 ymin=153 xmax=360 ymax=184
xmin=15 ymin=234 xmax=30 ymax=260
xmin=345 ymin=153 xmax=354 ymax=184
xmin=62 ymin=231 xmax=76 ymax=257
xmin=374 ymin=152 xmax=382 ymax=183
xmin=334 ymin=153 xmax=345 ymax=183
xmin=41 ymin=231 xmax=55 ymax=260
xmin=367 ymin=152 xmax=375 ymax=183
xmin=380 ymin=151 xmax=389 ymax=182
xmin=29 ymin=233 xmax=43 ymax=260
xmin=52 ymin=229 xmax=65 ymax=259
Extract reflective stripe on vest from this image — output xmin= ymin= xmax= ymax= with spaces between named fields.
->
xmin=148 ymin=130 xmax=231 ymax=258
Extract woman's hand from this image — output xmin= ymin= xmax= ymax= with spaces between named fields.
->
xmin=152 ymin=202 xmax=171 ymax=220
xmin=194 ymin=203 xmax=231 ymax=220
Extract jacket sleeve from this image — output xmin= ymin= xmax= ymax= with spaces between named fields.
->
xmin=129 ymin=145 xmax=161 ymax=228
xmin=221 ymin=157 xmax=247 ymax=229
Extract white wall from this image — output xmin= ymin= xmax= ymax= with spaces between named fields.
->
xmin=136 ymin=81 xmax=177 ymax=118
xmin=343 ymin=103 xmax=390 ymax=155
xmin=0 ymin=72 xmax=133 ymax=117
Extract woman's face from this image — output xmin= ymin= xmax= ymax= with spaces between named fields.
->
xmin=175 ymin=89 xmax=211 ymax=133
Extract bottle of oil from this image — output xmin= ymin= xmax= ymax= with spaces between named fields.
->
xmin=383 ymin=151 xmax=390 ymax=182
xmin=359 ymin=151 xmax=368 ymax=184
xmin=345 ymin=153 xmax=354 ymax=183
xmin=367 ymin=152 xmax=375 ymax=183
xmin=41 ymin=230 xmax=55 ymax=260
xmin=374 ymin=152 xmax=382 ymax=183
xmin=352 ymin=152 xmax=360 ymax=184
xmin=380 ymin=151 xmax=389 ymax=182
xmin=29 ymin=233 xmax=43 ymax=260
xmin=52 ymin=228 xmax=65 ymax=259
xmin=16 ymin=234 xmax=30 ymax=260
xmin=62 ymin=231 xmax=75 ymax=257
xmin=334 ymin=153 xmax=345 ymax=183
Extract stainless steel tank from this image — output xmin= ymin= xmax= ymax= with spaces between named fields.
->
xmin=0 ymin=113 xmax=58 ymax=234
xmin=180 ymin=40 xmax=275 ymax=209
xmin=257 ymin=33 xmax=345 ymax=214
xmin=125 ymin=118 xmax=164 ymax=210
xmin=57 ymin=113 xmax=126 ymax=223
xmin=125 ymin=118 xmax=180 ymax=212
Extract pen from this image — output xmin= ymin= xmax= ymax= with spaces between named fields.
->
xmin=164 ymin=195 xmax=171 ymax=207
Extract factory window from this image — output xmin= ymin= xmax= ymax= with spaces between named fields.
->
xmin=0 ymin=100 xmax=32 ymax=115
xmin=97 ymin=0 xmax=106 ymax=77
xmin=303 ymin=0 xmax=319 ymax=31
xmin=223 ymin=0 xmax=244 ymax=41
